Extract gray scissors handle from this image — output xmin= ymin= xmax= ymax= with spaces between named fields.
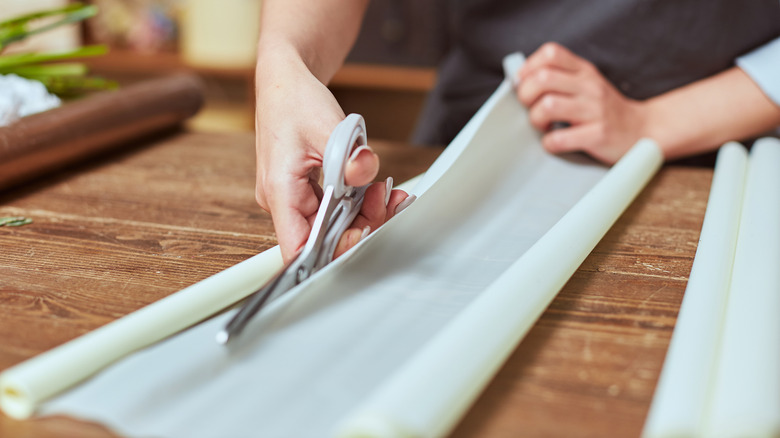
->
xmin=323 ymin=113 xmax=367 ymax=199
xmin=217 ymin=114 xmax=370 ymax=344
xmin=317 ymin=114 xmax=368 ymax=266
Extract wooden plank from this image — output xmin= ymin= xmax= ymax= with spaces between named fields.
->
xmin=0 ymin=130 xmax=711 ymax=437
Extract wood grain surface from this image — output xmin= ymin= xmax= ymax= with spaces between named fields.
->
xmin=0 ymin=130 xmax=711 ymax=437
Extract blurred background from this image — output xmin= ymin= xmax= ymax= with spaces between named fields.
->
xmin=0 ymin=0 xmax=448 ymax=142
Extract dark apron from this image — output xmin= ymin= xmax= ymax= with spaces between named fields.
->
xmin=412 ymin=0 xmax=780 ymax=153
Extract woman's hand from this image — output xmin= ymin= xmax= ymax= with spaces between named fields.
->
xmin=517 ymin=42 xmax=648 ymax=164
xmin=255 ymin=47 xmax=411 ymax=262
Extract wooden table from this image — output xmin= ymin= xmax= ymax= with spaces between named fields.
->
xmin=0 ymin=130 xmax=712 ymax=437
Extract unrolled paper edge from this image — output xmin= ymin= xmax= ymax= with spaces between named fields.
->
xmin=336 ymin=138 xmax=662 ymax=438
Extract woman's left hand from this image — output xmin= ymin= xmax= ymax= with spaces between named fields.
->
xmin=517 ymin=42 xmax=648 ymax=164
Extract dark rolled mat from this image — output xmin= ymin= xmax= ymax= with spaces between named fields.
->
xmin=0 ymin=74 xmax=205 ymax=191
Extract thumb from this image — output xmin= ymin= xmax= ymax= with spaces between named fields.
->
xmin=344 ymin=145 xmax=380 ymax=187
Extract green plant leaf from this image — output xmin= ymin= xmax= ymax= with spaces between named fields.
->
xmin=0 ymin=3 xmax=97 ymax=51
xmin=0 ymin=62 xmax=87 ymax=76
xmin=28 ymin=75 xmax=118 ymax=97
xmin=0 ymin=3 xmax=93 ymax=27
xmin=0 ymin=45 xmax=107 ymax=69
xmin=0 ymin=216 xmax=33 ymax=227
xmin=0 ymin=4 xmax=116 ymax=97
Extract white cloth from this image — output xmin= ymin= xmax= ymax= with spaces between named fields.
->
xmin=0 ymin=74 xmax=60 ymax=126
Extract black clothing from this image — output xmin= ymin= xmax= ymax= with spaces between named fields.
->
xmin=413 ymin=0 xmax=780 ymax=146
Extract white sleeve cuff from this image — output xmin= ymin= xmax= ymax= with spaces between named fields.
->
xmin=736 ymin=36 xmax=780 ymax=107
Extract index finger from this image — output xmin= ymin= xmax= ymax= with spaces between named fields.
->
xmin=268 ymin=175 xmax=322 ymax=263
xmin=519 ymin=42 xmax=586 ymax=80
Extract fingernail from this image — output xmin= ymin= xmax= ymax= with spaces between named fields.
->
xmin=348 ymin=144 xmax=373 ymax=163
xmin=360 ymin=225 xmax=371 ymax=241
xmin=394 ymin=195 xmax=416 ymax=215
xmin=384 ymin=176 xmax=393 ymax=207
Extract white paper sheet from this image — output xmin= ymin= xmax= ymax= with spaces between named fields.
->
xmin=703 ymin=137 xmax=780 ymax=437
xmin=8 ymin=62 xmax=661 ymax=437
xmin=338 ymin=138 xmax=660 ymax=438
xmin=642 ymin=143 xmax=748 ymax=438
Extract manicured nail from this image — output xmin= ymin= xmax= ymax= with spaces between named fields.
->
xmin=360 ymin=225 xmax=371 ymax=241
xmin=348 ymin=144 xmax=373 ymax=163
xmin=394 ymin=195 xmax=416 ymax=215
xmin=384 ymin=176 xmax=393 ymax=207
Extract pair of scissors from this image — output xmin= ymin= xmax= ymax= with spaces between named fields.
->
xmin=216 ymin=114 xmax=370 ymax=345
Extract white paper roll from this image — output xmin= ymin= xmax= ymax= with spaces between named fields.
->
xmin=703 ymin=137 xmax=780 ymax=437
xmin=337 ymin=138 xmax=662 ymax=438
xmin=641 ymin=143 xmax=748 ymax=438
xmin=0 ymin=246 xmax=283 ymax=419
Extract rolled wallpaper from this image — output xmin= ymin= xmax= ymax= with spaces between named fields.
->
xmin=703 ymin=138 xmax=780 ymax=437
xmin=642 ymin=143 xmax=747 ymax=437
xmin=644 ymin=138 xmax=780 ymax=438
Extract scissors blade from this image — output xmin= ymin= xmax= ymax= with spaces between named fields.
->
xmin=216 ymin=256 xmax=300 ymax=344
xmin=317 ymin=186 xmax=367 ymax=267
xmin=217 ymin=187 xmax=340 ymax=345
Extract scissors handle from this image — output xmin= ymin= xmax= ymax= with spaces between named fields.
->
xmin=323 ymin=113 xmax=367 ymax=199
xmin=217 ymin=114 xmax=370 ymax=344
xmin=316 ymin=114 xmax=369 ymax=266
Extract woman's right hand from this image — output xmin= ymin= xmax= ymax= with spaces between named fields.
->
xmin=255 ymin=47 xmax=411 ymax=262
